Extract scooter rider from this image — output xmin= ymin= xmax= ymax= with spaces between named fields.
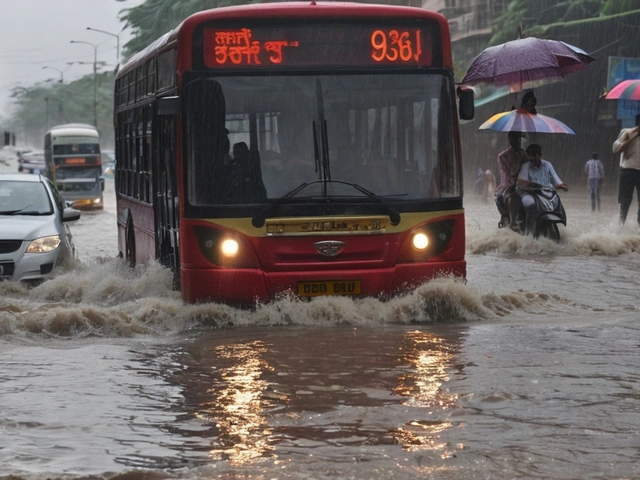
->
xmin=516 ymin=143 xmax=569 ymax=235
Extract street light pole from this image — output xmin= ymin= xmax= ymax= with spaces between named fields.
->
xmin=45 ymin=97 xmax=50 ymax=130
xmin=70 ymin=40 xmax=98 ymax=128
xmin=86 ymin=27 xmax=120 ymax=66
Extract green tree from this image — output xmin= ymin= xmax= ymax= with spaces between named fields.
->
xmin=118 ymin=0 xmax=255 ymax=59
xmin=6 ymin=72 xmax=116 ymax=148
xmin=489 ymin=1 xmax=572 ymax=44
xmin=4 ymin=0 xmax=254 ymax=147
xmin=601 ymin=0 xmax=640 ymax=15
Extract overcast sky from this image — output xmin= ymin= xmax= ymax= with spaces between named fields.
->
xmin=0 ymin=0 xmax=144 ymax=114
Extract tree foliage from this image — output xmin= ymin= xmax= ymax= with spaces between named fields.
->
xmin=118 ymin=0 xmax=255 ymax=59
xmin=6 ymin=72 xmax=116 ymax=148
xmin=601 ymin=0 xmax=640 ymax=15
xmin=487 ymin=0 xmax=637 ymax=45
xmin=3 ymin=0 xmax=254 ymax=147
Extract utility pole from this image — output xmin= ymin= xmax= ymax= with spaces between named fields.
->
xmin=70 ymin=40 xmax=98 ymax=128
xmin=86 ymin=27 xmax=120 ymax=67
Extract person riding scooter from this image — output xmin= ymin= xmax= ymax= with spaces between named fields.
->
xmin=516 ymin=144 xmax=568 ymax=236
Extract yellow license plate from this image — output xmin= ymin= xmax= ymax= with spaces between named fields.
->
xmin=297 ymin=280 xmax=362 ymax=297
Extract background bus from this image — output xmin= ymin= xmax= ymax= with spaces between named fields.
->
xmin=113 ymin=1 xmax=473 ymax=305
xmin=44 ymin=123 xmax=104 ymax=210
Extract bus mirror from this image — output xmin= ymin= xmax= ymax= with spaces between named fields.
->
xmin=157 ymin=96 xmax=180 ymax=115
xmin=457 ymin=87 xmax=474 ymax=120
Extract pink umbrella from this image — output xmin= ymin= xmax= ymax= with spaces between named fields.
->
xmin=480 ymin=108 xmax=575 ymax=135
xmin=462 ymin=37 xmax=595 ymax=93
xmin=605 ymin=79 xmax=640 ymax=100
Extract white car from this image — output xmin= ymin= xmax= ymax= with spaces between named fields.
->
xmin=0 ymin=174 xmax=80 ymax=283
xmin=17 ymin=150 xmax=46 ymax=174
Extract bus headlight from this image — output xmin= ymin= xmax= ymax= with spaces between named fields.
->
xmin=221 ymin=239 xmax=239 ymax=257
xmin=412 ymin=232 xmax=429 ymax=250
xmin=193 ymin=225 xmax=260 ymax=268
xmin=26 ymin=235 xmax=61 ymax=253
xmin=397 ymin=219 xmax=455 ymax=263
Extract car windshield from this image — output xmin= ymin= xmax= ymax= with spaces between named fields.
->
xmin=0 ymin=180 xmax=53 ymax=215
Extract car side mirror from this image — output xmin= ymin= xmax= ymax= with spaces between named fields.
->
xmin=62 ymin=207 xmax=81 ymax=223
xmin=457 ymin=86 xmax=475 ymax=120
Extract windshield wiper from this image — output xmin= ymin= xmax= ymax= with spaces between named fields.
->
xmin=252 ymin=181 xmax=319 ymax=227
xmin=251 ymin=180 xmax=401 ymax=228
xmin=0 ymin=205 xmax=42 ymax=215
xmin=13 ymin=210 xmax=48 ymax=215
xmin=332 ymin=180 xmax=401 ymax=225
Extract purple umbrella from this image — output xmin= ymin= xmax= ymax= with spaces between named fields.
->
xmin=461 ymin=37 xmax=596 ymax=93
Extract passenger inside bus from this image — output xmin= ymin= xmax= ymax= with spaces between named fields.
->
xmin=222 ymin=141 xmax=267 ymax=203
xmin=232 ymin=141 xmax=249 ymax=163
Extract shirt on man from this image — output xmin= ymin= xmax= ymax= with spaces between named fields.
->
xmin=518 ymin=159 xmax=563 ymax=188
xmin=584 ymin=158 xmax=604 ymax=180
xmin=496 ymin=146 xmax=527 ymax=195
xmin=613 ymin=128 xmax=640 ymax=170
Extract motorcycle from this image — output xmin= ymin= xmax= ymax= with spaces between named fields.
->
xmin=514 ymin=184 xmax=567 ymax=241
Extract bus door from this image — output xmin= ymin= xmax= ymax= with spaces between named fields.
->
xmin=153 ymin=99 xmax=180 ymax=282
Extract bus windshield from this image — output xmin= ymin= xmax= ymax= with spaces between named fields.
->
xmin=53 ymin=141 xmax=100 ymax=156
xmin=184 ymin=73 xmax=459 ymax=206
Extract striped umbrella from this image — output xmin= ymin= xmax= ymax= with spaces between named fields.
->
xmin=479 ymin=108 xmax=575 ymax=135
xmin=605 ymin=79 xmax=640 ymax=100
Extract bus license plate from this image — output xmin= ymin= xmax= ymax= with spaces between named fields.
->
xmin=297 ymin=280 xmax=362 ymax=297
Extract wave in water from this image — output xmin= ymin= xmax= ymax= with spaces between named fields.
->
xmin=0 ymin=257 xmax=599 ymax=339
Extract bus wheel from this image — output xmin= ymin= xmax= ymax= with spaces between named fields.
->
xmin=160 ymin=239 xmax=180 ymax=290
xmin=125 ymin=221 xmax=136 ymax=267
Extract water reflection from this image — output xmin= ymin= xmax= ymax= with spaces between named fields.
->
xmin=391 ymin=330 xmax=459 ymax=456
xmin=198 ymin=340 xmax=277 ymax=464
xmin=172 ymin=327 xmax=463 ymax=468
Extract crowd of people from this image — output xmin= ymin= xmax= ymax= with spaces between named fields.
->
xmin=488 ymin=90 xmax=640 ymax=235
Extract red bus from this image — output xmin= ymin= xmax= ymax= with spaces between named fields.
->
xmin=113 ymin=1 xmax=474 ymax=305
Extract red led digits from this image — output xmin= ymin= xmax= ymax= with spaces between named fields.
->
xmin=371 ymin=29 xmax=422 ymax=63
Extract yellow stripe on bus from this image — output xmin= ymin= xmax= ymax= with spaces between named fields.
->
xmin=195 ymin=210 xmax=464 ymax=237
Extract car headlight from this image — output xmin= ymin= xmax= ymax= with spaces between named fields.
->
xmin=26 ymin=235 xmax=61 ymax=253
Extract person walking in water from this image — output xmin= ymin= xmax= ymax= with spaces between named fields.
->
xmin=584 ymin=152 xmax=605 ymax=212
xmin=612 ymin=113 xmax=640 ymax=225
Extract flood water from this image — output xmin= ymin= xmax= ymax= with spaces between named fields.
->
xmin=1 ymin=147 xmax=639 ymax=480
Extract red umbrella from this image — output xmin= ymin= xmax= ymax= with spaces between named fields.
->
xmin=461 ymin=37 xmax=595 ymax=93
xmin=605 ymin=79 xmax=640 ymax=100
xmin=479 ymin=108 xmax=575 ymax=135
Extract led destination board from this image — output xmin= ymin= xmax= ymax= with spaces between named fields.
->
xmin=200 ymin=23 xmax=437 ymax=69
